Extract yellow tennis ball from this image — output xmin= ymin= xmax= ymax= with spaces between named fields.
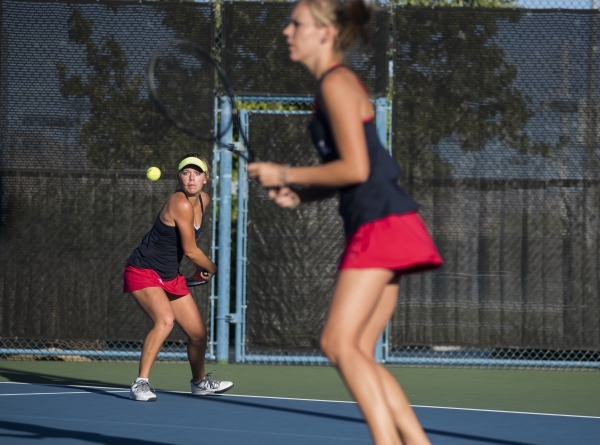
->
xmin=146 ymin=167 xmax=161 ymax=181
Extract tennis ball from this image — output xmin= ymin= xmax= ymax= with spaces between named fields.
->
xmin=146 ymin=167 xmax=161 ymax=181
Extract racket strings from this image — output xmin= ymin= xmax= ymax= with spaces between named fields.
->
xmin=148 ymin=39 xmax=253 ymax=161
xmin=150 ymin=42 xmax=219 ymax=139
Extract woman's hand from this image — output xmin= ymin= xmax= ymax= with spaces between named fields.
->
xmin=248 ymin=162 xmax=287 ymax=188
xmin=193 ymin=268 xmax=214 ymax=283
xmin=268 ymin=187 xmax=300 ymax=209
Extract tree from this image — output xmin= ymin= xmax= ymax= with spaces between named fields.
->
xmin=55 ymin=5 xmax=214 ymax=170
xmin=393 ymin=8 xmax=565 ymax=180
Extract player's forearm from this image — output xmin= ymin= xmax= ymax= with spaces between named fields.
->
xmin=286 ymin=161 xmax=368 ymax=188
xmin=184 ymin=249 xmax=217 ymax=274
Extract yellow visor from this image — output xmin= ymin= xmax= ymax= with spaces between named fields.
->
xmin=178 ymin=157 xmax=208 ymax=173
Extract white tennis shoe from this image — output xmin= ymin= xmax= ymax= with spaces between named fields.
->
xmin=191 ymin=371 xmax=234 ymax=396
xmin=130 ymin=379 xmax=157 ymax=402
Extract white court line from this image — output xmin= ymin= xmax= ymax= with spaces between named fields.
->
xmin=204 ymin=392 xmax=355 ymax=404
xmin=70 ymin=384 xmax=129 ymax=390
xmin=173 ymin=391 xmax=600 ymax=420
xmin=2 ymin=382 xmax=599 ymax=420
xmin=411 ymin=404 xmax=600 ymax=420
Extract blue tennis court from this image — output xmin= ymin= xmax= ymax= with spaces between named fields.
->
xmin=0 ymin=382 xmax=597 ymax=444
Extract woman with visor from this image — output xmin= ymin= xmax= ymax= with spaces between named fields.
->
xmin=123 ymin=153 xmax=233 ymax=402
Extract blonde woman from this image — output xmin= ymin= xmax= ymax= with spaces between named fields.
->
xmin=248 ymin=1 xmax=441 ymax=443
xmin=124 ymin=153 xmax=233 ymax=401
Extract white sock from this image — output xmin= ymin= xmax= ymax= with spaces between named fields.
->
xmin=135 ymin=377 xmax=149 ymax=383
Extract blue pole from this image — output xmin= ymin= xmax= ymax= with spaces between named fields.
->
xmin=374 ymin=97 xmax=388 ymax=363
xmin=375 ymin=97 xmax=389 ymax=154
xmin=216 ymin=99 xmax=233 ymax=363
xmin=235 ymin=110 xmax=249 ymax=362
xmin=234 ymin=159 xmax=244 ymax=362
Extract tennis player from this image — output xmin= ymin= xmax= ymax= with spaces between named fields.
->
xmin=123 ymin=154 xmax=233 ymax=402
xmin=248 ymin=1 xmax=441 ymax=443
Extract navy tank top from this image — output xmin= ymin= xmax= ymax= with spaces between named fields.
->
xmin=309 ymin=65 xmax=419 ymax=237
xmin=127 ymin=192 xmax=203 ymax=280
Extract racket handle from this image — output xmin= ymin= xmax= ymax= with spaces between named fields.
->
xmin=226 ymin=144 xmax=251 ymax=162
xmin=186 ymin=277 xmax=208 ymax=287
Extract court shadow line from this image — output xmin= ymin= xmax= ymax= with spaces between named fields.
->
xmin=0 ymin=366 xmax=130 ymax=399
xmin=187 ymin=394 xmax=365 ymax=424
xmin=179 ymin=396 xmax=541 ymax=445
xmin=0 ymin=367 xmax=546 ymax=445
xmin=0 ymin=366 xmax=128 ymax=388
xmin=68 ymin=385 xmax=131 ymax=399
xmin=424 ymin=428 xmax=540 ymax=445
xmin=0 ymin=420 xmax=173 ymax=445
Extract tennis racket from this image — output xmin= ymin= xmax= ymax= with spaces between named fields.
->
xmin=186 ymin=277 xmax=208 ymax=287
xmin=147 ymin=39 xmax=254 ymax=162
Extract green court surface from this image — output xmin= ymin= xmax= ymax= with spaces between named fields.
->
xmin=0 ymin=360 xmax=598 ymax=417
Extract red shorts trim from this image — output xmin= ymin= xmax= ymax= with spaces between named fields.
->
xmin=339 ymin=212 xmax=443 ymax=275
xmin=123 ymin=264 xmax=190 ymax=296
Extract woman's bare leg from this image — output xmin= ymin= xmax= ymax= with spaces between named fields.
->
xmin=169 ymin=293 xmax=207 ymax=381
xmin=358 ymin=279 xmax=431 ymax=445
xmin=320 ymin=268 xmax=401 ymax=445
xmin=131 ymin=287 xmax=176 ymax=378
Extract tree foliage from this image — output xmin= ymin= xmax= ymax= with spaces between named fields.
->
xmin=393 ymin=8 xmax=564 ymax=179
xmin=56 ymin=6 xmax=213 ymax=171
xmin=55 ymin=2 xmax=564 ymax=180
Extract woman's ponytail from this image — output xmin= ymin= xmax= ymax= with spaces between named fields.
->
xmin=335 ymin=0 xmax=372 ymax=52
xmin=303 ymin=0 xmax=373 ymax=53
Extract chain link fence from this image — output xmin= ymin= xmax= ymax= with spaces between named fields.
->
xmin=231 ymin=5 xmax=600 ymax=369
xmin=1 ymin=0 xmax=600 ymax=369
xmin=394 ymin=0 xmax=597 ymax=10
xmin=0 ymin=0 xmax=216 ymax=361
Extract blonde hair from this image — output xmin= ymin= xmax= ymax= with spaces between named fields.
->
xmin=302 ymin=0 xmax=372 ymax=53
xmin=175 ymin=153 xmax=210 ymax=191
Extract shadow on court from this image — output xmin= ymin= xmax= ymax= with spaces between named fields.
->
xmin=0 ymin=366 xmax=363 ymax=424
xmin=0 ymin=366 xmax=129 ymax=399
xmin=200 ymin=394 xmax=364 ymax=424
xmin=0 ymin=367 xmax=569 ymax=445
xmin=0 ymin=421 xmax=172 ymax=445
xmin=423 ymin=428 xmax=538 ymax=445
xmin=0 ymin=366 xmax=128 ymax=389
xmin=175 ymin=394 xmax=541 ymax=445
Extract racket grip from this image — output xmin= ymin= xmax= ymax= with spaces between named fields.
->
xmin=186 ymin=278 xmax=207 ymax=287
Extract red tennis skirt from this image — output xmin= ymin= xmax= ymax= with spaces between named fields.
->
xmin=339 ymin=212 xmax=443 ymax=275
xmin=123 ymin=264 xmax=190 ymax=296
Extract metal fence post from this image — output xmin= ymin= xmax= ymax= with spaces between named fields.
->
xmin=374 ymin=97 xmax=389 ymax=363
xmin=235 ymin=110 xmax=250 ymax=363
xmin=216 ymin=98 xmax=233 ymax=363
xmin=375 ymin=97 xmax=390 ymax=154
